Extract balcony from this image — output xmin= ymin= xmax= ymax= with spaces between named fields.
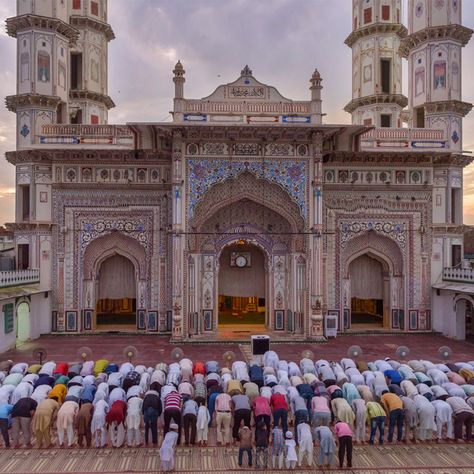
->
xmin=0 ymin=269 xmax=40 ymax=288
xmin=360 ymin=127 xmax=448 ymax=152
xmin=442 ymin=266 xmax=474 ymax=283
xmin=37 ymin=124 xmax=134 ymax=148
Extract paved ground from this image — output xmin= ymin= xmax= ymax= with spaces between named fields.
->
xmin=2 ymin=333 xmax=473 ymax=365
xmin=0 ymin=442 xmax=472 ymax=474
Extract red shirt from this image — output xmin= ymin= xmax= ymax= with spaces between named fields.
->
xmin=270 ymin=393 xmax=288 ymax=411
xmin=54 ymin=363 xmax=69 ymax=376
xmin=106 ymin=400 xmax=127 ymax=425
xmin=253 ymin=396 xmax=271 ymax=417
xmin=193 ymin=362 xmax=206 ymax=375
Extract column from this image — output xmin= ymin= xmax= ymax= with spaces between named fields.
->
xmin=171 ymin=130 xmax=185 ymax=340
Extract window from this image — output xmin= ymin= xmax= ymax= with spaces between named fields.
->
xmin=382 ymin=5 xmax=390 ymax=21
xmin=381 ymin=59 xmax=391 ymax=93
xmin=18 ymin=244 xmax=29 ymax=270
xmin=72 ymin=0 xmax=81 ymax=9
xmin=452 ymin=245 xmax=462 ymax=267
xmin=70 ymin=53 xmax=82 ymax=90
xmin=364 ymin=8 xmax=372 ymax=24
xmin=90 ymin=1 xmax=99 ymax=16
xmin=91 ymin=114 xmax=99 ymax=124
xmin=354 ymin=16 xmax=358 ymax=30
xmin=451 ymin=188 xmax=462 ymax=224
xmin=381 ymin=114 xmax=391 ymax=128
xmin=415 ymin=107 xmax=425 ymax=128
xmin=20 ymin=185 xmax=30 ymax=221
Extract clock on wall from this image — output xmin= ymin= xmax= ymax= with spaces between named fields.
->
xmin=235 ymin=255 xmax=248 ymax=268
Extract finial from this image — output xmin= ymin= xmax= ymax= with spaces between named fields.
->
xmin=173 ymin=60 xmax=185 ymax=77
xmin=310 ymin=68 xmax=323 ymax=87
xmin=241 ymin=65 xmax=253 ymax=76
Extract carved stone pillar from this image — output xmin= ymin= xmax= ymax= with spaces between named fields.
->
xmin=171 ymin=130 xmax=185 ymax=340
xmin=309 ymin=132 xmax=324 ymax=337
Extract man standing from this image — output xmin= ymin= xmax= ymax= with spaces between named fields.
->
xmin=215 ymin=392 xmax=232 ymax=446
xmin=380 ymin=390 xmax=404 ymax=442
xmin=163 ymin=390 xmax=183 ymax=445
xmin=270 ymin=391 xmax=289 ymax=433
xmin=182 ymin=398 xmax=198 ymax=445
xmin=142 ymin=388 xmax=162 ymax=446
xmin=446 ymin=396 xmax=474 ymax=442
xmin=231 ymin=392 xmax=251 ymax=440
xmin=11 ymin=396 xmax=37 ymax=448
xmin=77 ymin=401 xmax=94 ymax=448
xmin=31 ymin=398 xmax=59 ymax=449
xmin=297 ymin=421 xmax=313 ymax=467
xmin=0 ymin=403 xmax=13 ymax=448
xmin=334 ymin=421 xmax=353 ymax=469
xmin=126 ymin=395 xmax=143 ymax=447
xmin=56 ymin=400 xmax=79 ymax=448
xmin=366 ymin=401 xmax=386 ymax=445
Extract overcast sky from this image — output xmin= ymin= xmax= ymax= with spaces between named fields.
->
xmin=0 ymin=0 xmax=473 ymax=225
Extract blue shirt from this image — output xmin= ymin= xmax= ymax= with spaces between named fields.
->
xmin=384 ymin=370 xmax=402 ymax=384
xmin=81 ymin=384 xmax=97 ymax=403
xmin=0 ymin=404 xmax=13 ymax=419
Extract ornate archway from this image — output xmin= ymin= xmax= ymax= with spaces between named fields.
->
xmin=341 ymin=231 xmax=405 ymax=331
xmin=453 ymin=294 xmax=474 ymax=340
xmin=81 ymin=231 xmax=149 ymax=331
xmin=185 ymin=172 xmax=308 ymax=338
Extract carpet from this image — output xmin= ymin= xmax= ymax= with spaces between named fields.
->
xmin=0 ymin=443 xmax=472 ymax=473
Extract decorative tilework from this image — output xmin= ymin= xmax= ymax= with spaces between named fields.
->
xmin=187 ymin=159 xmax=307 ymax=218
xmin=340 ymin=220 xmax=407 ymax=249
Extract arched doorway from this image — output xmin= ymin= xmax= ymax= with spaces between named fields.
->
xmin=218 ymin=242 xmax=267 ymax=331
xmin=16 ymin=302 xmax=30 ymax=345
xmin=454 ymin=296 xmax=474 ymax=341
xmin=96 ymin=254 xmax=137 ymax=328
xmin=349 ymin=253 xmax=388 ymax=328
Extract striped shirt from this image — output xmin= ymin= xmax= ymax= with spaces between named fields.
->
xmin=164 ymin=391 xmax=182 ymax=411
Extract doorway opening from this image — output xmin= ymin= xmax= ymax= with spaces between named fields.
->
xmin=350 ymin=254 xmax=385 ymax=327
xmin=16 ymin=302 xmax=30 ymax=345
xmin=95 ymin=254 xmax=137 ymax=329
xmin=218 ymin=243 xmax=266 ymax=334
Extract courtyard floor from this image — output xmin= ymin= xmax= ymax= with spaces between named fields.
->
xmin=1 ymin=333 xmax=474 ymax=473
xmin=2 ymin=332 xmax=473 ymax=366
xmin=0 ymin=442 xmax=473 ymax=474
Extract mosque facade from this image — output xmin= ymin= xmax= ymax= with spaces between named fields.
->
xmin=2 ymin=0 xmax=473 ymax=347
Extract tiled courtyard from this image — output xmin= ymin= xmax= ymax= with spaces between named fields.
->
xmin=2 ymin=333 xmax=473 ymax=366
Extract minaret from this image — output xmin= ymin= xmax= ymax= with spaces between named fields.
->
xmin=68 ymin=0 xmax=115 ymax=124
xmin=400 ymin=0 xmax=473 ymax=151
xmin=5 ymin=0 xmax=78 ymax=148
xmin=345 ymin=0 xmax=407 ymax=127
xmin=309 ymin=69 xmax=323 ymax=125
xmin=172 ymin=60 xmax=185 ymax=122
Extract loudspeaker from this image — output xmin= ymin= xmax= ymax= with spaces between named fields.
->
xmin=251 ymin=335 xmax=270 ymax=356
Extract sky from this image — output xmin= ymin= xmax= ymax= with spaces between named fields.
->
xmin=0 ymin=0 xmax=473 ymax=226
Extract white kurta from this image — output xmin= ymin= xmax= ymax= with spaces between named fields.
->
xmin=126 ymin=397 xmax=143 ymax=430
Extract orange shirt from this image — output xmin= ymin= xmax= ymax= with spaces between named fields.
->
xmin=380 ymin=392 xmax=403 ymax=413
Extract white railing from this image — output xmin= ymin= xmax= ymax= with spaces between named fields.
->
xmin=38 ymin=124 xmax=135 ymax=148
xmin=360 ymin=127 xmax=447 ymax=151
xmin=443 ymin=267 xmax=474 ymax=283
xmin=0 ymin=269 xmax=40 ymax=288
xmin=184 ymin=100 xmax=311 ymax=114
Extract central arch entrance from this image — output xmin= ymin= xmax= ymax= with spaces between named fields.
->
xmin=218 ymin=242 xmax=266 ymax=333
xmin=349 ymin=254 xmax=386 ymax=327
xmin=96 ymin=254 xmax=137 ymax=328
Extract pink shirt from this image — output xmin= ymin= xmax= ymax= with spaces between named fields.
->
xmin=312 ymin=396 xmax=331 ymax=413
xmin=335 ymin=422 xmax=353 ymax=438
xmin=253 ymin=396 xmax=271 ymax=417
xmin=215 ymin=393 xmax=232 ymax=411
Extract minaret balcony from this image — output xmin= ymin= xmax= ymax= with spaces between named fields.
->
xmin=443 ymin=266 xmax=474 ymax=284
xmin=360 ymin=127 xmax=447 ymax=151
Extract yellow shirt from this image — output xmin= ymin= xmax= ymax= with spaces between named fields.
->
xmin=366 ymin=402 xmax=386 ymax=421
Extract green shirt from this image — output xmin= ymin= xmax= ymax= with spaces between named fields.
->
xmin=366 ymin=402 xmax=386 ymax=421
